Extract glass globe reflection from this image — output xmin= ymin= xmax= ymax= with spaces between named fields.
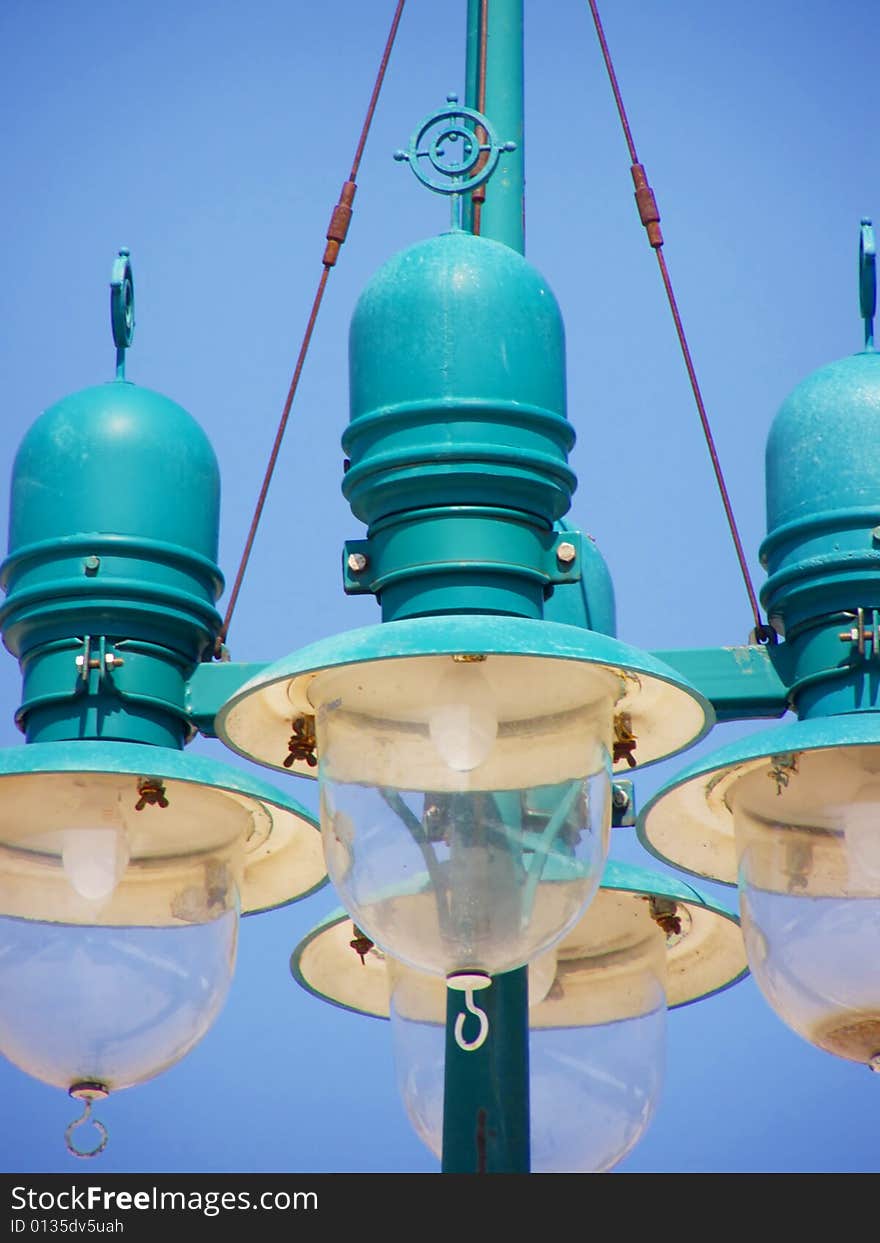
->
xmin=731 ymin=745 xmax=880 ymax=1068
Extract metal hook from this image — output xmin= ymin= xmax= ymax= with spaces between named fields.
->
xmin=453 ymin=987 xmax=490 ymax=1052
xmin=65 ymin=1083 xmax=109 ymax=1159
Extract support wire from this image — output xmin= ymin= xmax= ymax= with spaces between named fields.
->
xmin=218 ymin=0 xmax=408 ymax=653
xmin=586 ymin=0 xmax=772 ymax=642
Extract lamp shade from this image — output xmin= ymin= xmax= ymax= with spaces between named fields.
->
xmin=217 ymin=614 xmax=712 ymax=782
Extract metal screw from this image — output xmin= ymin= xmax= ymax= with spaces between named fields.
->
xmin=872 ymin=526 xmax=880 ymax=542
xmin=612 ymin=785 xmax=630 ymax=810
xmin=83 ymin=555 xmax=101 ymax=576
xmin=556 ymin=541 xmax=577 ymax=565
xmin=347 ymin=552 xmax=368 ymax=574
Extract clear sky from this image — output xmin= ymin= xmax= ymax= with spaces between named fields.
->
xmin=0 ymin=0 xmax=877 ymax=1174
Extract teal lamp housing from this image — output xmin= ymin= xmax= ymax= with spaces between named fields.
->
xmin=218 ymin=226 xmax=715 ymax=991
xmin=0 ymin=252 xmax=324 ymax=1151
xmin=640 ymin=224 xmax=880 ymax=1072
xmin=290 ymin=859 xmax=747 ymax=1173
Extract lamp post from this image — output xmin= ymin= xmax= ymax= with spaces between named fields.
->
xmin=1 ymin=1 xmax=879 ymax=1176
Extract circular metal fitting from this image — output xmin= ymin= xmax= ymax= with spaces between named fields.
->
xmin=394 ymin=99 xmax=515 ymax=195
xmin=556 ymin=540 xmax=577 ymax=565
xmin=347 ymin=552 xmax=368 ymax=574
xmin=446 ymin=969 xmax=492 ymax=991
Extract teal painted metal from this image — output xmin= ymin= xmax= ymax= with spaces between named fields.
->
xmin=543 ymin=522 xmax=616 ymax=637
xmin=860 ymin=219 xmax=875 ymax=351
xmin=462 ymin=0 xmax=524 ymax=251
xmin=442 ymin=969 xmax=529 ymax=1173
xmin=758 ymin=228 xmax=880 ymax=721
xmin=344 ymin=230 xmax=573 ymax=620
xmin=0 ymin=256 xmax=223 ymax=746
xmin=218 ymin=611 xmax=712 ymax=754
xmin=443 ymin=0 xmax=526 ymax=1177
xmin=341 ymin=513 xmax=586 ymax=610
xmin=110 ymin=248 xmax=135 ymax=380
xmin=184 ymin=661 xmax=269 ymax=737
xmin=393 ymin=98 xmax=516 ymax=199
xmin=653 ymin=644 xmax=790 ymax=721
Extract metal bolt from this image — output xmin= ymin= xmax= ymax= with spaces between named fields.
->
xmin=83 ymin=555 xmax=101 ymax=576
xmin=347 ymin=552 xmax=368 ymax=574
xmin=872 ymin=526 xmax=880 ymax=542
xmin=612 ymin=785 xmax=630 ymax=810
xmin=76 ymin=653 xmax=124 ymax=670
xmin=556 ymin=541 xmax=577 ymax=565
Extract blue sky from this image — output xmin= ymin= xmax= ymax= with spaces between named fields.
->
xmin=0 ymin=0 xmax=877 ymax=1173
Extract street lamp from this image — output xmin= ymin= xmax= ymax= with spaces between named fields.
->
xmin=0 ymin=253 xmax=325 ymax=1155
xmin=214 ymin=3 xmax=717 ymax=1171
xmin=640 ymin=228 xmax=880 ymax=1070
xmin=2 ymin=0 xmax=878 ymax=1176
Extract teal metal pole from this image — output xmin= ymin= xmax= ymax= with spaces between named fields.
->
xmin=463 ymin=0 xmax=524 ymax=252
xmin=442 ymin=968 xmax=530 ymax=1172
xmin=442 ymin=0 xmax=530 ymax=1176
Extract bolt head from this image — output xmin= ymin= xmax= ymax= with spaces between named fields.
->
xmin=347 ymin=552 xmax=368 ymax=574
xmin=556 ymin=540 xmax=577 ymax=565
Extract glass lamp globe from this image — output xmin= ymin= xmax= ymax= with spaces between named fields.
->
xmin=730 ymin=744 xmax=880 ymax=1068
xmin=387 ymin=889 xmax=668 ymax=1172
xmin=639 ymin=719 xmax=880 ymax=1070
xmin=219 ymin=614 xmax=712 ymax=983
xmin=0 ymin=742 xmax=324 ymax=1099
xmin=290 ymin=863 xmax=745 ymax=1172
xmin=315 ymin=649 xmax=616 ymax=980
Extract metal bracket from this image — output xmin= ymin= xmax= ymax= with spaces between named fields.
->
xmin=342 ymin=531 xmax=584 ymax=597
xmin=837 ymin=607 xmax=880 ymax=660
xmin=74 ymin=636 xmax=124 ymax=688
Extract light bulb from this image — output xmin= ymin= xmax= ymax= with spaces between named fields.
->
xmin=62 ymin=828 xmax=130 ymax=903
xmin=428 ymin=661 xmax=498 ymax=772
xmin=731 ymin=746 xmax=880 ymax=1068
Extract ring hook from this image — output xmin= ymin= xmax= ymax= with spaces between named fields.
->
xmin=454 ymin=989 xmax=490 ymax=1051
xmin=65 ymin=1082 xmax=109 ymax=1159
